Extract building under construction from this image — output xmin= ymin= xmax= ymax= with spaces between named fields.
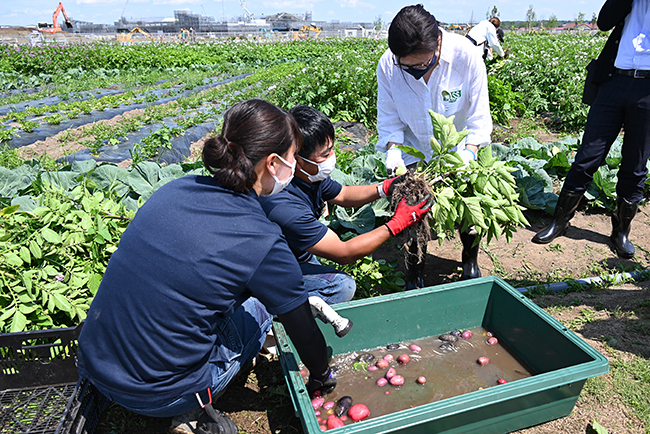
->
xmin=68 ymin=10 xmax=375 ymax=38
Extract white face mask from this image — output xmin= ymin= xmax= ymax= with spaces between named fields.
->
xmin=299 ymin=153 xmax=336 ymax=183
xmin=262 ymin=153 xmax=296 ymax=197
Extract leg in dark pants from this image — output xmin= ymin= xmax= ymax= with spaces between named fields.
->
xmin=534 ymin=74 xmax=650 ymax=249
xmin=608 ymin=75 xmax=650 ymax=257
xmin=563 ymin=75 xmax=627 ymax=193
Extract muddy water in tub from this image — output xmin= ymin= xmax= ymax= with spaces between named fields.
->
xmin=306 ymin=327 xmax=534 ymax=426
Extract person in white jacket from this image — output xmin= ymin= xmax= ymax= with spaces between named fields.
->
xmin=376 ymin=4 xmax=493 ymax=286
xmin=466 ymin=17 xmax=505 ymax=60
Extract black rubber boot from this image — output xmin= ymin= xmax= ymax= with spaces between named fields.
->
xmin=198 ymin=404 xmax=238 ymax=434
xmin=170 ymin=404 xmax=238 ymax=434
xmin=405 ymin=253 xmax=425 ymax=290
xmin=611 ymin=197 xmax=638 ymax=259
xmin=532 ymin=190 xmax=583 ymax=244
xmin=459 ymin=230 xmax=481 ymax=280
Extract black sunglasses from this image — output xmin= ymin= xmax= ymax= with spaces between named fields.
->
xmin=394 ymin=53 xmax=436 ymax=71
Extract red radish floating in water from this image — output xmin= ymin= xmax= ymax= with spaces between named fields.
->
xmin=385 ymin=367 xmax=397 ymax=379
xmin=477 ymin=356 xmax=490 ymax=366
xmin=497 ymin=378 xmax=507 ymax=384
xmin=397 ymin=354 xmax=410 ymax=365
xmin=348 ymin=404 xmax=370 ymax=421
xmin=487 ymin=337 xmax=498 ymax=345
xmin=409 ymin=344 xmax=421 ymax=352
xmin=461 ymin=330 xmax=473 ymax=339
xmin=417 ymin=376 xmax=427 ymax=384
xmin=389 ymin=375 xmax=405 ymax=386
xmin=327 ymin=417 xmax=345 ymax=429
xmin=376 ymin=359 xmax=389 ymax=369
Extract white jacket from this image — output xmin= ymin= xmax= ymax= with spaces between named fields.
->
xmin=467 ymin=20 xmax=505 ymax=58
xmin=376 ymin=30 xmax=492 ymax=166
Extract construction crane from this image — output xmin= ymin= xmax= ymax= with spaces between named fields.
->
xmin=237 ymin=0 xmax=254 ymax=22
xmin=37 ymin=2 xmax=73 ymax=33
xmin=121 ymin=0 xmax=129 ymax=20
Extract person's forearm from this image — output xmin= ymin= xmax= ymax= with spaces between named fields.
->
xmin=597 ymin=0 xmax=633 ymax=31
xmin=331 ymin=184 xmax=381 ymax=208
xmin=277 ymin=301 xmax=329 ymax=379
xmin=311 ymin=225 xmax=392 ymax=265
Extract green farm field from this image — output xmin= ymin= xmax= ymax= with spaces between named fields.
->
xmin=1 ymin=32 xmax=649 ymax=434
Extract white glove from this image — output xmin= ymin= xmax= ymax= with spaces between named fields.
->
xmin=385 ymin=148 xmax=406 ymax=175
xmin=458 ymin=148 xmax=477 ymax=168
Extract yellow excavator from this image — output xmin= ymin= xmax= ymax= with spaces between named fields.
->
xmin=297 ymin=25 xmax=322 ymax=39
xmin=116 ymin=26 xmax=154 ymax=43
xmin=444 ymin=23 xmax=466 ymax=32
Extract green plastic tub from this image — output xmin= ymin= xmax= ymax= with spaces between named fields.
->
xmin=273 ymin=276 xmax=609 ymax=434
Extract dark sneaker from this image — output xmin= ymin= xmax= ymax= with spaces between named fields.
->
xmin=170 ymin=406 xmax=237 ymax=434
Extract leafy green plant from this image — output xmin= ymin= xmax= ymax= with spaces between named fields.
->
xmin=0 ymin=144 xmax=24 ymax=169
xmin=322 ymin=255 xmax=405 ymax=299
xmin=487 ymin=75 xmax=525 ymax=126
xmin=0 ymin=183 xmax=133 ymax=332
xmin=43 ymin=113 xmax=64 ymax=125
xmin=398 ymin=111 xmax=529 ymax=244
xmin=130 ymin=125 xmax=183 ymax=164
xmin=0 ymin=126 xmax=19 ymax=143
xmin=591 ymin=421 xmax=609 ymax=434
xmin=18 ymin=119 xmax=39 ymax=133
xmin=489 ymin=33 xmax=605 ymax=131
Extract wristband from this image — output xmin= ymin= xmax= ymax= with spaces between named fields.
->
xmin=463 ymin=148 xmax=477 ymax=159
xmin=377 ymin=183 xmax=387 ymax=199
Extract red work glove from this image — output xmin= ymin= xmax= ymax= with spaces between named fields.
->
xmin=385 ymin=195 xmax=432 ymax=236
xmin=379 ymin=174 xmax=407 ymax=198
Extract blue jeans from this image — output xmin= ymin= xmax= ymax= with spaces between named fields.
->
xmin=113 ymin=298 xmax=272 ymax=417
xmin=301 ymin=255 xmax=356 ymax=305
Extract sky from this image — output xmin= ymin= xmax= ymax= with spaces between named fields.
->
xmin=2 ymin=0 xmax=607 ymax=28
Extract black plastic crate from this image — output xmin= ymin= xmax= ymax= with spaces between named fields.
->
xmin=1 ymin=383 xmax=76 ymax=433
xmin=0 ymin=322 xmax=109 ymax=434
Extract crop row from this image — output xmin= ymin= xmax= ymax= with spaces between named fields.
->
xmin=488 ymin=32 xmax=606 ymax=130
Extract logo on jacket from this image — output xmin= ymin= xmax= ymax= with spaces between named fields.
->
xmin=442 ymin=89 xmax=461 ymax=103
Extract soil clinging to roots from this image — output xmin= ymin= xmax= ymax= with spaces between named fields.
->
xmin=390 ymin=172 xmax=432 ymax=270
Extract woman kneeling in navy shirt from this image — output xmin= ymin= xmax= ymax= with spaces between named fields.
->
xmin=78 ymin=99 xmax=336 ymax=434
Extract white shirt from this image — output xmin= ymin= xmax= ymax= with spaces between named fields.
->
xmin=615 ymin=0 xmax=650 ymax=70
xmin=467 ymin=20 xmax=505 ymax=58
xmin=376 ymin=30 xmax=493 ymax=166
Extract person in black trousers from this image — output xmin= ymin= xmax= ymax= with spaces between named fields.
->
xmin=532 ymin=0 xmax=649 ymax=259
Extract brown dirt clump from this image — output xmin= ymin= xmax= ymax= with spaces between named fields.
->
xmin=390 ymin=172 xmax=433 ymax=271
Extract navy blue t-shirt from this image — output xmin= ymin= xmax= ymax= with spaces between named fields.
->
xmin=78 ymin=175 xmax=307 ymax=403
xmin=258 ymin=177 xmax=343 ymax=263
